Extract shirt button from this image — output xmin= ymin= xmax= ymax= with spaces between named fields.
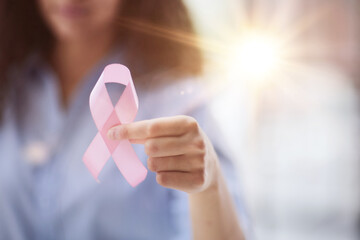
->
xmin=23 ymin=141 xmax=50 ymax=165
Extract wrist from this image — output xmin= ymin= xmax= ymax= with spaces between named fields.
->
xmin=190 ymin=157 xmax=222 ymax=198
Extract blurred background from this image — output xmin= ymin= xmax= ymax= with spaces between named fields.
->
xmin=185 ymin=0 xmax=360 ymax=239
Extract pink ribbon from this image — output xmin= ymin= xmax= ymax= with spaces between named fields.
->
xmin=83 ymin=64 xmax=147 ymax=187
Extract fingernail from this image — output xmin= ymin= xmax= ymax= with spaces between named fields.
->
xmin=107 ymin=128 xmax=116 ymax=140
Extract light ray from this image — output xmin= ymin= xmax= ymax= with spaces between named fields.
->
xmin=117 ymin=1 xmax=343 ymax=89
xmin=117 ymin=17 xmax=227 ymax=55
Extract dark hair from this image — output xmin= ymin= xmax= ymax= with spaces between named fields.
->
xmin=0 ymin=0 xmax=203 ymax=120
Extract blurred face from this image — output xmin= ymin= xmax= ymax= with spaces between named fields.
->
xmin=37 ymin=0 xmax=123 ymax=41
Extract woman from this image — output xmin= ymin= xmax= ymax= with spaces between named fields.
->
xmin=0 ymin=0 xmax=247 ymax=239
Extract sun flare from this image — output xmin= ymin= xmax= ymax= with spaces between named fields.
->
xmin=229 ymin=33 xmax=283 ymax=79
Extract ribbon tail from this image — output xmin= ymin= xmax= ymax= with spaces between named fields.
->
xmin=112 ymin=140 xmax=148 ymax=187
xmin=83 ymin=132 xmax=111 ymax=182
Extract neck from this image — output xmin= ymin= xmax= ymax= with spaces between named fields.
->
xmin=51 ymin=33 xmax=115 ymax=108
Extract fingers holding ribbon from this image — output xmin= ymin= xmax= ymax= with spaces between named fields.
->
xmin=108 ymin=115 xmax=197 ymax=139
xmin=108 ymin=115 xmax=218 ymax=193
xmin=83 ymin=64 xmax=215 ymax=191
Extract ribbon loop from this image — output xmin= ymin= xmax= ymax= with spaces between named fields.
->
xmin=83 ymin=64 xmax=147 ymax=187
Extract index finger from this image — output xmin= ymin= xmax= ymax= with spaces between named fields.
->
xmin=107 ymin=115 xmax=196 ymax=140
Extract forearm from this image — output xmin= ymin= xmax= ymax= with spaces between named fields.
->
xmin=189 ymin=166 xmax=245 ymax=240
xmin=108 ymin=116 xmax=245 ymax=239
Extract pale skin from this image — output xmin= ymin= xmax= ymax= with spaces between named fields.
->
xmin=38 ymin=0 xmax=245 ymax=239
xmin=108 ymin=116 xmax=245 ymax=240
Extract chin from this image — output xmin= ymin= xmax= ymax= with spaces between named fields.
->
xmin=52 ymin=24 xmax=92 ymax=42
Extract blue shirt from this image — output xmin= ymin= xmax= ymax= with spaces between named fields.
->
xmin=0 ymin=52 xmax=248 ymax=240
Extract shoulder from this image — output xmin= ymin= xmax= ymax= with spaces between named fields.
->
xmin=0 ymin=104 xmax=19 ymax=167
xmin=0 ymin=53 xmax=46 ymax=140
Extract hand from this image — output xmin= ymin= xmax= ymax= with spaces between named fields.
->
xmin=107 ymin=115 xmax=220 ymax=194
xmin=108 ymin=116 xmax=245 ymax=239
